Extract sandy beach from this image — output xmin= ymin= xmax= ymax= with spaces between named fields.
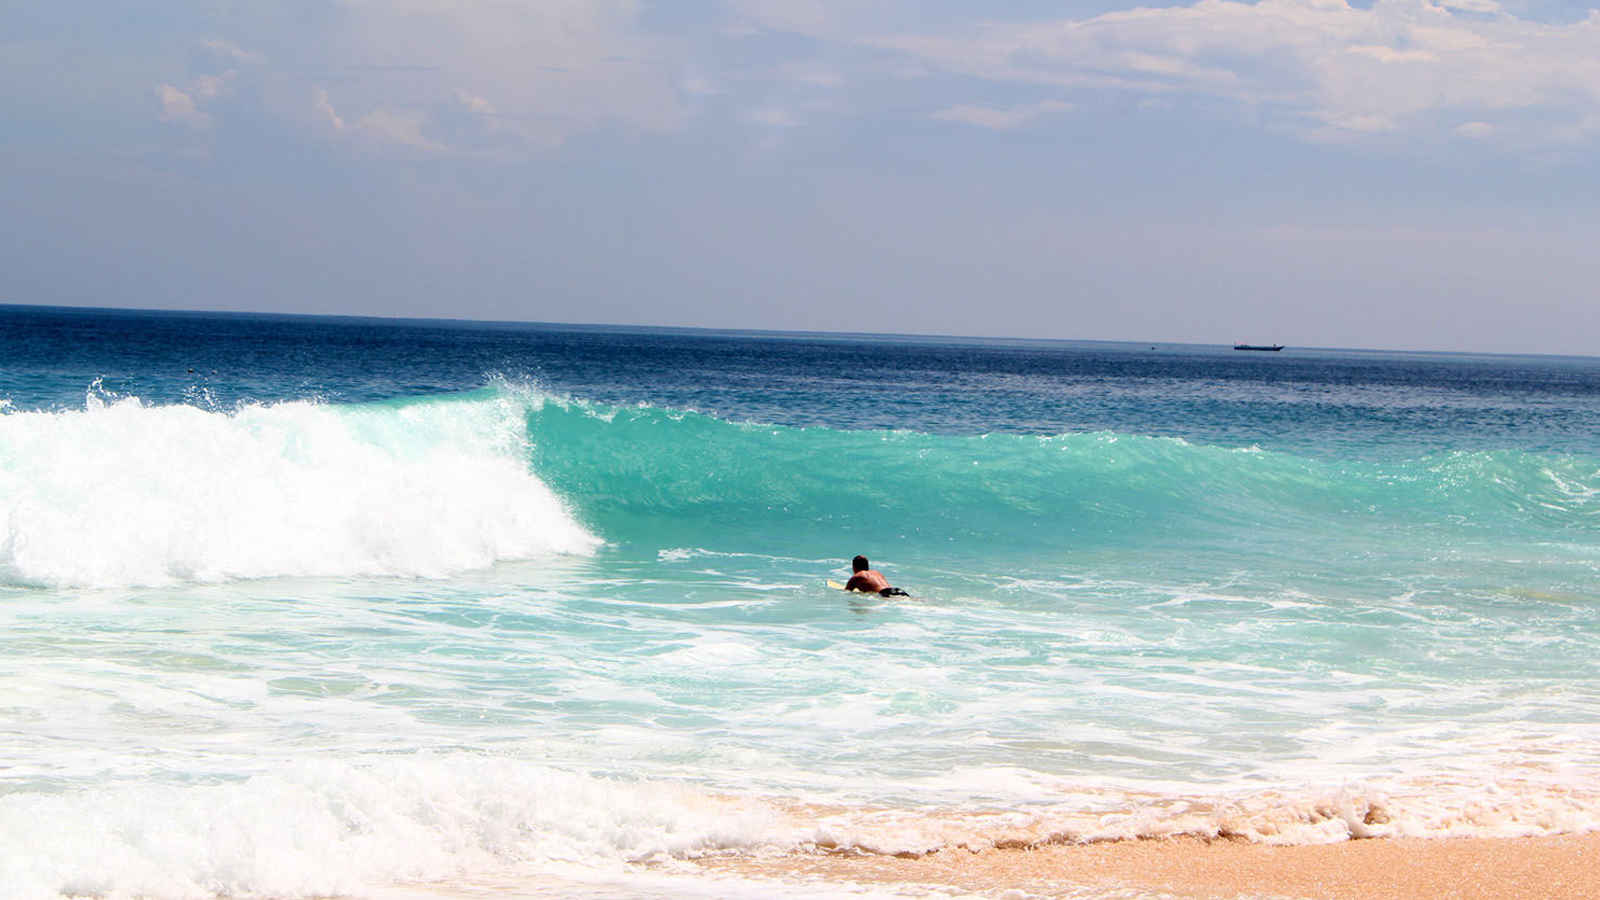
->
xmin=698 ymin=832 xmax=1600 ymax=898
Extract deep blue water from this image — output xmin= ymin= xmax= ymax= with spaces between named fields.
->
xmin=4 ymin=303 xmax=1596 ymax=456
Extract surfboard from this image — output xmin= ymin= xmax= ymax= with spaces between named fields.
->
xmin=826 ymin=580 xmax=849 ymax=591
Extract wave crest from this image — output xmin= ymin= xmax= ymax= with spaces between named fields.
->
xmin=0 ymin=389 xmax=598 ymax=588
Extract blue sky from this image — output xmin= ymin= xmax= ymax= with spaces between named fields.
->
xmin=3 ymin=1 xmax=1598 ymax=353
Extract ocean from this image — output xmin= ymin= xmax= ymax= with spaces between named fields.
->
xmin=1 ymin=304 xmax=1596 ymax=898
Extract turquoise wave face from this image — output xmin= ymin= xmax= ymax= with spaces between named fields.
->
xmin=519 ymin=393 xmax=1598 ymax=582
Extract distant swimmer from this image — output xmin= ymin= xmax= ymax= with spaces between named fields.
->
xmin=844 ymin=555 xmax=910 ymax=598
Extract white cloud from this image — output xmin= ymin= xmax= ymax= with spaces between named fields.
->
xmin=356 ymin=108 xmax=445 ymax=151
xmin=202 ymin=38 xmax=266 ymax=65
xmin=147 ymin=3 xmax=681 ymax=156
xmin=864 ymin=0 xmax=1600 ymax=144
xmin=149 ymin=1 xmax=1600 ymax=155
xmin=155 ymin=40 xmax=257 ymax=132
xmin=681 ymin=74 xmax=723 ymax=97
xmin=190 ymin=73 xmax=232 ymax=101
xmin=314 ymin=87 xmax=346 ymax=131
xmin=1437 ymin=0 xmax=1503 ymax=13
xmin=317 ymin=0 xmax=683 ymax=153
xmin=727 ymin=0 xmax=871 ymax=34
xmin=1455 ymin=120 xmax=1494 ymax=137
xmin=747 ymin=106 xmax=798 ymax=127
xmin=933 ymin=99 xmax=1072 ymax=130
xmin=1346 ymin=45 xmax=1438 ymax=63
xmin=455 ymin=90 xmax=496 ymax=116
xmin=156 ymin=84 xmax=208 ymax=128
xmin=784 ymin=64 xmax=845 ymax=88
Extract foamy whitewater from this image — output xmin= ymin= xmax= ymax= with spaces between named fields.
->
xmin=1 ymin=306 xmax=1597 ymax=899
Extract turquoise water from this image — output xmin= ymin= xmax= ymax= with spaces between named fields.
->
xmin=1 ymin=306 xmax=1597 ymax=898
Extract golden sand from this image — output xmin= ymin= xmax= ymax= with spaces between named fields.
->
xmin=695 ymin=832 xmax=1600 ymax=899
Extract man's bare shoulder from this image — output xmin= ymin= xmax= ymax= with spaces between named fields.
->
xmin=847 ymin=570 xmax=891 ymax=592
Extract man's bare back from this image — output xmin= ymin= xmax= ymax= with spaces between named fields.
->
xmin=845 ymin=568 xmax=891 ymax=593
xmin=844 ymin=554 xmax=909 ymax=597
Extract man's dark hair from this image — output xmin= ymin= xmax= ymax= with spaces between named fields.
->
xmin=852 ymin=555 xmax=869 ymax=572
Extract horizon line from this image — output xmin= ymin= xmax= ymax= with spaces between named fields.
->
xmin=1 ymin=300 xmax=1593 ymax=362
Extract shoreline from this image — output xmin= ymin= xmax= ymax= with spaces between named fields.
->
xmin=695 ymin=831 xmax=1600 ymax=898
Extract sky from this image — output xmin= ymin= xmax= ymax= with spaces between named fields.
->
xmin=3 ymin=1 xmax=1599 ymax=354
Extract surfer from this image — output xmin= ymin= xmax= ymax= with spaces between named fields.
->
xmin=845 ymin=555 xmax=910 ymax=597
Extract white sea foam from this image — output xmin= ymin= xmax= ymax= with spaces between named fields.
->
xmin=7 ymin=754 xmax=1594 ymax=900
xmin=799 ymin=773 xmax=1600 ymax=853
xmin=0 ymin=757 xmax=783 ymax=900
xmin=0 ymin=391 xmax=599 ymax=588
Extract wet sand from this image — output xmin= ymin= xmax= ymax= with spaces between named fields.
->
xmin=697 ymin=832 xmax=1600 ymax=898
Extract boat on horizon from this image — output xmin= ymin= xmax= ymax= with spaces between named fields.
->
xmin=1233 ymin=343 xmax=1284 ymax=351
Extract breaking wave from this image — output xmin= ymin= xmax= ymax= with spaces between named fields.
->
xmin=0 ymin=386 xmax=598 ymax=588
